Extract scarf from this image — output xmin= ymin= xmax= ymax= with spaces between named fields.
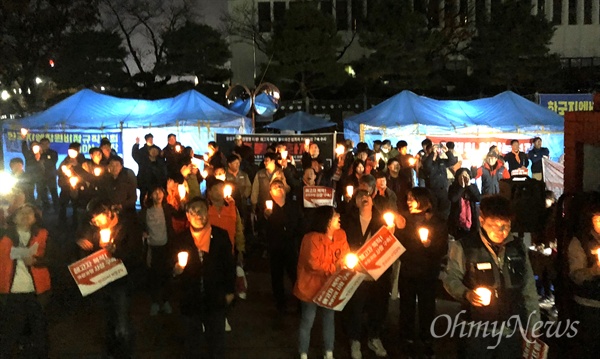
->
xmin=458 ymin=197 xmax=472 ymax=230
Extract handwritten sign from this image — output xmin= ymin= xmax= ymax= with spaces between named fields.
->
xmin=312 ymin=269 xmax=366 ymax=311
xmin=356 ymin=226 xmax=406 ymax=281
xmin=303 ymin=186 xmax=335 ymax=208
xmin=68 ymin=249 xmax=128 ymax=297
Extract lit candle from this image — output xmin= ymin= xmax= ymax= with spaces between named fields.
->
xmin=223 ymin=184 xmax=232 ymax=198
xmin=265 ymin=200 xmax=273 ymax=210
xmin=376 ymin=153 xmax=381 ymax=162
xmin=201 ymin=170 xmax=208 ymax=178
xmin=474 ymin=287 xmax=492 ymax=306
xmin=99 ymin=229 xmax=111 ymax=245
xmin=383 ymin=212 xmax=395 ymax=227
xmin=178 ymin=184 xmax=186 ymax=200
xmin=408 ymin=157 xmax=416 ymax=166
xmin=32 ymin=145 xmax=40 ymax=154
xmin=68 ymin=149 xmax=78 ymax=159
xmin=418 ymin=227 xmax=429 ymax=242
xmin=93 ymin=167 xmax=102 ymax=176
xmin=61 ymin=165 xmax=72 ymax=177
xmin=203 ymin=153 xmax=209 ymax=161
xmin=305 ymin=139 xmax=310 ymax=146
xmin=177 ymin=251 xmax=189 ymax=267
xmin=280 ymin=150 xmax=288 ymax=161
xmin=335 ymin=144 xmax=344 ymax=156
xmin=20 ymin=128 xmax=28 ymax=137
xmin=175 ymin=144 xmax=181 ymax=152
xmin=345 ymin=253 xmax=359 ymax=270
xmin=69 ymin=176 xmax=78 ymax=188
xmin=346 ymin=185 xmax=354 ymax=198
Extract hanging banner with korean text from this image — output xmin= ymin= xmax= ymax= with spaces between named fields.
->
xmin=538 ymin=93 xmax=594 ymax=116
xmin=4 ymin=129 xmax=123 ymax=155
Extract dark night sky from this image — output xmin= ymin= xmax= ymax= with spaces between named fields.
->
xmin=196 ymin=0 xmax=227 ymax=29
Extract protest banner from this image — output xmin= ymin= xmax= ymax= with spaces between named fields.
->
xmin=312 ymin=269 xmax=367 ymax=311
xmin=522 ymin=336 xmax=549 ymax=359
xmin=303 ymin=186 xmax=335 ymax=207
xmin=216 ymin=133 xmax=336 ymax=168
xmin=4 ymin=129 xmax=123 ymax=155
xmin=542 ymin=157 xmax=564 ymax=199
xmin=356 ymin=226 xmax=406 ymax=281
xmin=68 ymin=249 xmax=128 ymax=297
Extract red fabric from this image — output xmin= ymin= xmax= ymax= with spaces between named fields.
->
xmin=0 ymin=229 xmax=51 ymax=294
xmin=458 ymin=197 xmax=472 ymax=230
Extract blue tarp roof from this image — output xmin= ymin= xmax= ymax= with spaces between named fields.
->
xmin=344 ymin=90 xmax=564 ymax=134
xmin=9 ymin=89 xmax=251 ymax=130
xmin=264 ymin=111 xmax=335 ymax=132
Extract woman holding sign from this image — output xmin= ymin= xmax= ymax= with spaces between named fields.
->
xmin=0 ymin=204 xmax=50 ymax=358
xmin=396 ymin=187 xmax=448 ymax=359
xmin=294 ymin=206 xmax=349 ymax=359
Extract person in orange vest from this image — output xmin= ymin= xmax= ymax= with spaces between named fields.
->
xmin=0 ymin=204 xmax=51 ymax=358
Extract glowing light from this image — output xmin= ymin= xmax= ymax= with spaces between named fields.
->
xmin=0 ymin=172 xmax=17 ymax=195
xmin=175 ymin=145 xmax=181 ymax=153
xmin=418 ymin=228 xmax=429 ymax=242
xmin=201 ymin=170 xmax=208 ymax=178
xmin=345 ymin=253 xmax=359 ymax=269
xmin=61 ymin=165 xmax=72 ymax=177
xmin=191 ymin=157 xmax=202 ymax=167
xmin=280 ymin=150 xmax=288 ymax=160
xmin=305 ymin=139 xmax=310 ymax=146
xmin=178 ymin=184 xmax=187 ymax=200
xmin=408 ymin=157 xmax=416 ymax=166
xmin=265 ymin=200 xmax=273 ymax=210
xmin=69 ymin=176 xmax=78 ymax=188
xmin=178 ymin=252 xmax=189 ymax=267
xmin=100 ymin=229 xmax=111 ymax=245
xmin=1 ymin=90 xmax=11 ymax=101
xmin=32 ymin=145 xmax=40 ymax=154
xmin=68 ymin=149 xmax=78 ymax=158
xmin=383 ymin=212 xmax=395 ymax=227
xmin=475 ymin=287 xmax=492 ymax=306
xmin=346 ymin=185 xmax=354 ymax=198
xmin=93 ymin=167 xmax=102 ymax=176
xmin=35 ymin=77 xmax=42 ymax=85
xmin=223 ymin=184 xmax=232 ymax=198
xmin=20 ymin=128 xmax=28 ymax=137
xmin=335 ymin=144 xmax=345 ymax=156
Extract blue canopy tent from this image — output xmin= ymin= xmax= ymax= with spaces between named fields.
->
xmin=343 ymin=90 xmax=564 ymax=159
xmin=2 ymin=89 xmax=252 ymax=170
xmin=264 ymin=111 xmax=335 ymax=132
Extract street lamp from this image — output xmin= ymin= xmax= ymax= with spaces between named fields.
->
xmin=226 ymin=83 xmax=280 ymax=130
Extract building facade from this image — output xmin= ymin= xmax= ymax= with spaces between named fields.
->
xmin=227 ymin=0 xmax=600 ymax=86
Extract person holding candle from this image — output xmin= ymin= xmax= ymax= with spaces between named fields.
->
xmin=387 ymin=151 xmax=414 ymax=212
xmin=0 ymin=204 xmax=51 ymax=358
xmin=567 ymin=202 xmax=600 ymax=358
xmin=448 ymin=168 xmax=482 ymax=239
xmin=140 ymin=186 xmax=179 ymax=316
xmin=75 ymin=198 xmax=144 ymax=359
xmin=372 ymin=170 xmax=398 ymax=214
xmin=396 ymin=187 xmax=447 ymax=358
xmin=341 ymin=189 xmax=404 ymax=359
xmin=294 ymin=206 xmax=349 ymax=359
xmin=57 ymin=143 xmax=85 ymax=227
xmin=132 ymin=136 xmax=167 ymax=208
xmin=20 ymin=138 xmax=46 ymax=207
xmin=172 ymin=197 xmax=235 ymax=359
xmin=443 ymin=195 xmax=539 ymax=358
xmin=73 ymin=147 xmax=106 ymax=215
xmin=226 ymin=154 xmax=252 ymax=225
xmin=162 ymin=134 xmax=185 ymax=182
xmin=105 ymin=156 xmax=138 ymax=218
xmin=38 ymin=137 xmax=60 ymax=211
xmin=207 ymin=180 xmax=245 ymax=264
xmin=264 ymin=179 xmax=302 ymax=315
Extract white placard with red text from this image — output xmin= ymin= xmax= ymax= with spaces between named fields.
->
xmin=522 ymin=337 xmax=549 ymax=359
xmin=313 ymin=269 xmax=367 ymax=311
xmin=68 ymin=249 xmax=128 ymax=297
xmin=356 ymin=226 xmax=406 ymax=281
xmin=303 ymin=186 xmax=335 ymax=208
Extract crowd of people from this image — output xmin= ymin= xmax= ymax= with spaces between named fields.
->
xmin=1 ymin=131 xmax=599 ymax=359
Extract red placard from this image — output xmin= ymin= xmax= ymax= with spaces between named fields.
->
xmin=522 ymin=337 xmax=549 ymax=359
xmin=356 ymin=226 xmax=406 ymax=281
xmin=312 ymin=269 xmax=366 ymax=311
xmin=303 ymin=186 xmax=335 ymax=208
xmin=68 ymin=249 xmax=128 ymax=297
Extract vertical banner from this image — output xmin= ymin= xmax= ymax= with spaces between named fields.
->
xmin=542 ymin=157 xmax=564 ymax=199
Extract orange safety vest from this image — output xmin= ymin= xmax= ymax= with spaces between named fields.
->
xmin=0 ymin=228 xmax=51 ymax=294
xmin=208 ymin=204 xmax=237 ymax=251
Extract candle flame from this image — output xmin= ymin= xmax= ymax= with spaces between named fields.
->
xmin=178 ymin=251 xmax=189 ymax=267
xmin=93 ymin=167 xmax=102 ymax=176
xmin=69 ymin=176 xmax=78 ymax=188
xmin=408 ymin=157 xmax=416 ymax=166
xmin=265 ymin=200 xmax=273 ymax=210
xmin=418 ymin=227 xmax=429 ymax=242
xmin=346 ymin=185 xmax=354 ymax=198
xmin=223 ymin=184 xmax=232 ymax=198
xmin=175 ymin=145 xmax=181 ymax=152
xmin=100 ymin=229 xmax=111 ymax=244
xmin=32 ymin=145 xmax=40 ymax=154
xmin=20 ymin=128 xmax=28 ymax=136
xmin=68 ymin=149 xmax=78 ymax=159
xmin=280 ymin=150 xmax=288 ymax=160
xmin=345 ymin=253 xmax=359 ymax=269
xmin=178 ymin=184 xmax=187 ymax=200
xmin=475 ymin=287 xmax=492 ymax=306
xmin=383 ymin=212 xmax=395 ymax=227
xmin=335 ymin=144 xmax=344 ymax=156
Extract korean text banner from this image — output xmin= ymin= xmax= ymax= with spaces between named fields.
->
xmin=538 ymin=93 xmax=594 ymax=116
xmin=216 ymin=133 xmax=335 ymax=167
xmin=4 ymin=130 xmax=123 ymax=155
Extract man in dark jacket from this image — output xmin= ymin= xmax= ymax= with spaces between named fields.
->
xmin=422 ymin=144 xmax=454 ymax=219
xmin=527 ymin=137 xmax=549 ymax=181
xmin=132 ymin=140 xmax=167 ymax=206
xmin=162 ymin=134 xmax=185 ymax=182
xmin=105 ymin=156 xmax=138 ymax=217
xmin=38 ymin=138 xmax=59 ymax=210
xmin=443 ymin=195 xmax=539 ymax=358
xmin=503 ymin=139 xmax=529 ymax=174
xmin=173 ymin=197 xmax=235 ymax=359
